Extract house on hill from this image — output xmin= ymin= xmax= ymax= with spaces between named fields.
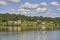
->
xmin=36 ymin=20 xmax=42 ymax=24
xmin=36 ymin=20 xmax=46 ymax=24
xmin=41 ymin=22 xmax=47 ymax=24
xmin=8 ymin=20 xmax=21 ymax=25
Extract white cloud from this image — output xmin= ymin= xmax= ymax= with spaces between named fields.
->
xmin=0 ymin=0 xmax=7 ymax=6
xmin=41 ymin=8 xmax=47 ymax=12
xmin=18 ymin=8 xmax=30 ymax=13
xmin=20 ymin=2 xmax=48 ymax=9
xmin=17 ymin=2 xmax=50 ymax=14
xmin=36 ymin=7 xmax=49 ymax=13
xmin=20 ymin=2 xmax=38 ymax=8
xmin=40 ymin=2 xmax=48 ymax=7
xmin=51 ymin=2 xmax=60 ymax=6
xmin=0 ymin=0 xmax=21 ymax=6
xmin=0 ymin=1 xmax=51 ymax=14
xmin=50 ymin=2 xmax=60 ymax=11
xmin=7 ymin=0 xmax=20 ymax=3
xmin=9 ymin=9 xmax=16 ymax=14
xmin=6 ymin=2 xmax=51 ymax=15
xmin=57 ymin=8 xmax=60 ymax=11
xmin=16 ymin=7 xmax=50 ymax=15
xmin=16 ymin=8 xmax=31 ymax=14
xmin=36 ymin=8 xmax=44 ymax=12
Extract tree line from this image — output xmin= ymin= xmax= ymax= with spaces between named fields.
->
xmin=0 ymin=13 xmax=60 ymax=25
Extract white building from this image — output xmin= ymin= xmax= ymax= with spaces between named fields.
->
xmin=41 ymin=22 xmax=46 ymax=24
xmin=8 ymin=20 xmax=21 ymax=25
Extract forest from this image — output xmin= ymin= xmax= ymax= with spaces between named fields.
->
xmin=0 ymin=13 xmax=60 ymax=31
xmin=0 ymin=13 xmax=60 ymax=24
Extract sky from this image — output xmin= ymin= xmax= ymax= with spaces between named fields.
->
xmin=0 ymin=0 xmax=60 ymax=17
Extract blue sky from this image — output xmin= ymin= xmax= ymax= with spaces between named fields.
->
xmin=0 ymin=0 xmax=60 ymax=17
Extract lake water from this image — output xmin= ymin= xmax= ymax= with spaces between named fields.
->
xmin=0 ymin=30 xmax=60 ymax=40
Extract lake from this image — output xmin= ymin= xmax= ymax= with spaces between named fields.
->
xmin=0 ymin=30 xmax=60 ymax=40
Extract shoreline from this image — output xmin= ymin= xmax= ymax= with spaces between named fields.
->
xmin=0 ymin=26 xmax=60 ymax=32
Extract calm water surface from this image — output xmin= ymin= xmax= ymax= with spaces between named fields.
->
xmin=0 ymin=30 xmax=60 ymax=40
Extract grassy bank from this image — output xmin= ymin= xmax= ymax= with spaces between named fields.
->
xmin=0 ymin=21 xmax=56 ymax=26
xmin=0 ymin=21 xmax=60 ymax=32
xmin=0 ymin=26 xmax=60 ymax=32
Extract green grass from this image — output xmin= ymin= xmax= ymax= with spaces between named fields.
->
xmin=0 ymin=21 xmax=60 ymax=32
xmin=0 ymin=21 xmax=58 ymax=27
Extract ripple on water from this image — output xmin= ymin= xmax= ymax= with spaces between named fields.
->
xmin=0 ymin=30 xmax=60 ymax=40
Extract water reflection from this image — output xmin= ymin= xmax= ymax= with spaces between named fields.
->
xmin=0 ymin=30 xmax=60 ymax=40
